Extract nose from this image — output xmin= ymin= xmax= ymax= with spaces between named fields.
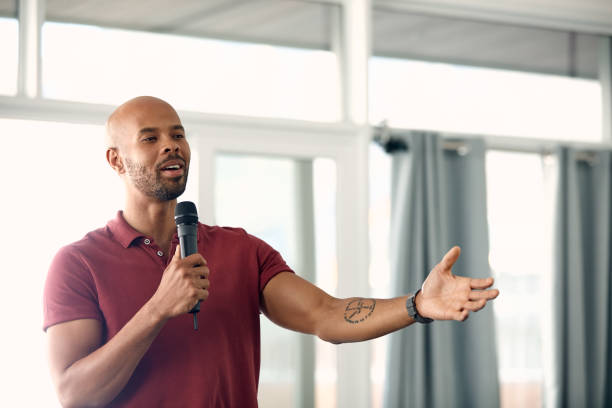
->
xmin=162 ymin=136 xmax=180 ymax=154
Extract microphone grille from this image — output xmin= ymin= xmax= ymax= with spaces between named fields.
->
xmin=175 ymin=201 xmax=198 ymax=225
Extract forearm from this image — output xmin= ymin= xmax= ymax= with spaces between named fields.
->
xmin=317 ymin=296 xmax=415 ymax=344
xmin=262 ymin=248 xmax=499 ymax=345
xmin=56 ymin=301 xmax=167 ymax=407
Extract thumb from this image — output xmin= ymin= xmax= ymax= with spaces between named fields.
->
xmin=439 ymin=246 xmax=461 ymax=273
xmin=173 ymin=244 xmax=181 ymax=260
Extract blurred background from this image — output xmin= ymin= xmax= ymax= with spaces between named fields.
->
xmin=0 ymin=0 xmax=610 ymax=407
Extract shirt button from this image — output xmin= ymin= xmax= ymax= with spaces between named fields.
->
xmin=157 ymin=250 xmax=163 ymax=257
xmin=144 ymin=239 xmax=151 ymax=245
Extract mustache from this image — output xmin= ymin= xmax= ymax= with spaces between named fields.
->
xmin=156 ymin=155 xmax=186 ymax=170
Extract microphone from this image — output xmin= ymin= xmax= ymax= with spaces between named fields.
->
xmin=174 ymin=201 xmax=200 ymax=330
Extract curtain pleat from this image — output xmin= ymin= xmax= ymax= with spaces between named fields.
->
xmin=384 ymin=132 xmax=500 ymax=408
xmin=553 ymin=148 xmax=612 ymax=407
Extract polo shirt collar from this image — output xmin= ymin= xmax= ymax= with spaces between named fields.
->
xmin=108 ymin=211 xmax=146 ymax=248
xmin=108 ymin=210 xmax=201 ymax=248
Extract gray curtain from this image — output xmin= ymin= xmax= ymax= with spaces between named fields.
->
xmin=384 ymin=132 xmax=500 ymax=408
xmin=553 ymin=147 xmax=612 ymax=407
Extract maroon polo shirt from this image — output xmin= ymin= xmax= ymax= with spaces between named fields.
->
xmin=43 ymin=211 xmax=293 ymax=407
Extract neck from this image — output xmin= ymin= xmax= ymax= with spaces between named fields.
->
xmin=123 ymin=192 xmax=177 ymax=253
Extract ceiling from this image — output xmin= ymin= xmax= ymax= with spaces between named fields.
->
xmin=0 ymin=0 xmax=604 ymax=79
xmin=0 ymin=0 xmax=15 ymax=16
xmin=45 ymin=0 xmax=335 ymax=50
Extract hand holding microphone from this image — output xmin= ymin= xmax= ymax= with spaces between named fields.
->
xmin=151 ymin=248 xmax=209 ymax=320
xmin=149 ymin=202 xmax=208 ymax=330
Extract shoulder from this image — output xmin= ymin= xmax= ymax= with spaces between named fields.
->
xmin=44 ymin=231 xmax=106 ymax=323
xmin=199 ymin=223 xmax=247 ymax=236
xmin=53 ymin=226 xmax=113 ymax=263
xmin=44 ymin=242 xmax=106 ymax=332
xmin=197 ymin=223 xmax=275 ymax=255
xmin=198 ymin=223 xmax=257 ymax=244
xmin=47 ymin=223 xmax=119 ymax=284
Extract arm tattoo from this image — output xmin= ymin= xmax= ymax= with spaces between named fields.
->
xmin=343 ymin=298 xmax=376 ymax=324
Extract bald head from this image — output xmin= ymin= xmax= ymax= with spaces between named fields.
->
xmin=105 ymin=96 xmax=180 ymax=150
xmin=104 ymin=96 xmax=191 ymax=201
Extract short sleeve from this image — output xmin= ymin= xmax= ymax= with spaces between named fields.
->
xmin=253 ymin=236 xmax=294 ymax=292
xmin=42 ymin=245 xmax=103 ymax=331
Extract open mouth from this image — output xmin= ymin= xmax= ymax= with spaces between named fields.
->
xmin=161 ymin=164 xmax=182 ymax=171
xmin=159 ymin=160 xmax=185 ymax=177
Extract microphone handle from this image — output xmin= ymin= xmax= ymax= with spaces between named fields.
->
xmin=178 ymin=224 xmax=200 ymax=314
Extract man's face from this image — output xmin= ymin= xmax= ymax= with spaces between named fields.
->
xmin=113 ymin=99 xmax=191 ymax=202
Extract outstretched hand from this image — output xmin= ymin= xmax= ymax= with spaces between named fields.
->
xmin=415 ymin=246 xmax=499 ymax=322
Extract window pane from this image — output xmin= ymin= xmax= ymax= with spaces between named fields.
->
xmin=0 ymin=119 xmax=120 ymax=407
xmin=0 ymin=16 xmax=18 ymax=95
xmin=486 ymin=151 xmax=555 ymax=407
xmin=215 ymin=155 xmax=300 ymax=408
xmin=215 ymin=154 xmax=338 ymax=407
xmin=370 ymin=57 xmax=602 ymax=141
xmin=42 ymin=21 xmax=340 ymax=121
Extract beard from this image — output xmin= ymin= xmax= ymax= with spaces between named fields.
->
xmin=125 ymin=156 xmax=188 ymax=201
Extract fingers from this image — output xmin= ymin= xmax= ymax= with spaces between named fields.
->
xmin=448 ymin=299 xmax=486 ymax=321
xmin=440 ymin=246 xmax=461 ymax=271
xmin=195 ymin=288 xmax=209 ymax=302
xmin=192 ymin=264 xmax=210 ymax=279
xmin=171 ymin=246 xmax=206 ymax=265
xmin=462 ymin=299 xmax=487 ymax=312
xmin=187 ymin=277 xmax=210 ymax=312
xmin=194 ymin=274 xmax=210 ymax=290
xmin=174 ymin=249 xmax=211 ymax=292
xmin=175 ymin=252 xmax=209 ymax=277
xmin=470 ymin=277 xmax=494 ymax=289
xmin=468 ymin=288 xmax=499 ymax=301
xmin=183 ymin=253 xmax=207 ymax=267
xmin=452 ymin=310 xmax=469 ymax=321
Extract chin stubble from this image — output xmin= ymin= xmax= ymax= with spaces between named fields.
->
xmin=125 ymin=157 xmax=188 ymax=201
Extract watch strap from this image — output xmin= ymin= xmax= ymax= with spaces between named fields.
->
xmin=406 ymin=289 xmax=433 ymax=324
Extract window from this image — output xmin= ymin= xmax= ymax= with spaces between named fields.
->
xmin=366 ymin=145 xmax=556 ymax=407
xmin=486 ymin=151 xmax=555 ymax=407
xmin=369 ymin=10 xmax=598 ymax=406
xmin=370 ymin=57 xmax=602 ymax=141
xmin=0 ymin=120 xmax=119 ymax=407
xmin=0 ymin=16 xmax=18 ymax=95
xmin=370 ymin=9 xmax=604 ymax=142
xmin=214 ymin=154 xmax=338 ymax=407
xmin=42 ymin=21 xmax=340 ymax=121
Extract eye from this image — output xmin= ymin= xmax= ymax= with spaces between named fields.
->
xmin=174 ymin=133 xmax=185 ymax=139
xmin=142 ymin=136 xmax=157 ymax=142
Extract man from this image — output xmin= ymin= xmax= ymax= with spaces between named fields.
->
xmin=43 ymin=96 xmax=499 ymax=407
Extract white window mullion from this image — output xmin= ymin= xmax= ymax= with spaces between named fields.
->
xmin=600 ymin=37 xmax=612 ymax=143
xmin=294 ymin=159 xmax=317 ymax=408
xmin=336 ymin=1 xmax=371 ymax=407
xmin=17 ymin=0 xmax=44 ymax=98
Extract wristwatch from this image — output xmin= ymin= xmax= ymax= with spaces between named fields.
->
xmin=406 ymin=289 xmax=433 ymax=324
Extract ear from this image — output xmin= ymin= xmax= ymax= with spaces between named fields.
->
xmin=106 ymin=147 xmax=125 ymax=175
